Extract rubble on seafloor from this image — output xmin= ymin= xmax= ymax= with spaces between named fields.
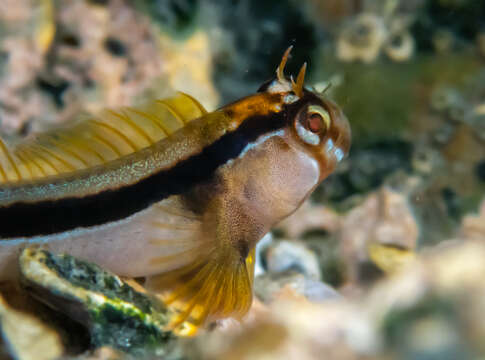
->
xmin=274 ymin=187 xmax=419 ymax=288
xmin=0 ymin=248 xmax=181 ymax=359
xmin=189 ymin=200 xmax=485 ymax=360
xmin=0 ymin=293 xmax=62 ymax=360
xmin=340 ymin=187 xmax=418 ymax=281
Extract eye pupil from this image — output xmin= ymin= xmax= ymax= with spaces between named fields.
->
xmin=308 ymin=114 xmax=323 ymax=133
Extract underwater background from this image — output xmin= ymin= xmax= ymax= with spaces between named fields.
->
xmin=0 ymin=0 xmax=484 ymax=359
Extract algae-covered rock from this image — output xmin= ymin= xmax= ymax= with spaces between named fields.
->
xmin=18 ymin=248 xmax=180 ymax=357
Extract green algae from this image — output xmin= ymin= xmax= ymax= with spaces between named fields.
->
xmin=41 ymin=251 xmax=155 ymax=315
xmin=89 ymin=302 xmax=174 ymax=355
xmin=20 ymin=249 xmax=178 ymax=356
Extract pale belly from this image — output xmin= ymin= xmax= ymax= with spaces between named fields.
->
xmin=0 ymin=196 xmax=204 ymax=281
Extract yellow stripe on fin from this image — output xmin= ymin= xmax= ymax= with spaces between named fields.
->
xmin=146 ymin=245 xmax=254 ymax=335
xmin=0 ymin=92 xmax=207 ymax=184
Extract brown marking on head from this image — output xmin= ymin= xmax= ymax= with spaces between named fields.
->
xmin=220 ymin=92 xmax=285 ymax=129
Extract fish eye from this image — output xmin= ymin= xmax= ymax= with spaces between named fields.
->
xmin=308 ymin=113 xmax=324 ymax=133
xmin=307 ymin=105 xmax=331 ymax=133
xmin=295 ymin=105 xmax=331 ymax=146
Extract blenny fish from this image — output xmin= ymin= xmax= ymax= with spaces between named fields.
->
xmin=0 ymin=48 xmax=350 ymax=332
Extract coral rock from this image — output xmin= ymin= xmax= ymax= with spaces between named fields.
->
xmin=266 ymin=240 xmax=322 ymax=280
xmin=341 ymin=187 xmax=418 ymax=282
xmin=19 ymin=248 xmax=178 ymax=356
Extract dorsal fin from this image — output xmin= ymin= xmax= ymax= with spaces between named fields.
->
xmin=0 ymin=92 xmax=207 ymax=184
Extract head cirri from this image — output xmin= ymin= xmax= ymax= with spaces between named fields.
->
xmin=256 ymin=46 xmax=351 ymax=182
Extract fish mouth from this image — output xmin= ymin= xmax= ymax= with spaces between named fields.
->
xmin=322 ymin=99 xmax=352 ymax=161
xmin=335 ymin=112 xmax=351 ymax=158
xmin=316 ymin=106 xmax=351 ymax=182
xmin=325 ymin=109 xmax=351 ymax=162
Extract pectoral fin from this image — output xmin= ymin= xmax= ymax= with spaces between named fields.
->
xmin=146 ymin=244 xmax=255 ymax=335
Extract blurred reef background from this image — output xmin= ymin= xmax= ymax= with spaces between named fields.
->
xmin=0 ymin=0 xmax=485 ymax=359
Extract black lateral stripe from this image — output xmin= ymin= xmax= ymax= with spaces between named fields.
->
xmin=0 ymin=112 xmax=286 ymax=238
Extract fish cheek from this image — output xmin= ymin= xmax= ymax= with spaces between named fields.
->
xmin=264 ymin=138 xmax=320 ymax=201
xmin=238 ymin=137 xmax=320 ymax=222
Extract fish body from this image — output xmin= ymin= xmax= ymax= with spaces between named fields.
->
xmin=0 ymin=48 xmax=351 ymax=330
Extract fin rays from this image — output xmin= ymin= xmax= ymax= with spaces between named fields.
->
xmin=154 ymin=204 xmax=201 ymax=220
xmin=151 ymin=221 xmax=199 ymax=231
xmin=146 ymin=244 xmax=255 ymax=332
xmin=91 ymin=119 xmax=138 ymax=152
xmin=156 ymin=100 xmax=186 ymax=126
xmin=0 ymin=92 xmax=207 ymax=184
